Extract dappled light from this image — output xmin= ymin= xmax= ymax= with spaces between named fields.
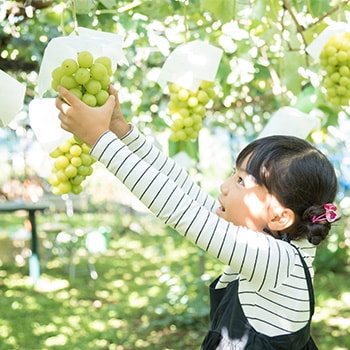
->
xmin=1 ymin=0 xmax=350 ymax=349
xmin=0 ymin=210 xmax=347 ymax=349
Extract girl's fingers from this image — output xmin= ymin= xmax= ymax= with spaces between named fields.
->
xmin=57 ymin=86 xmax=82 ymax=107
xmin=55 ymin=97 xmax=71 ymax=115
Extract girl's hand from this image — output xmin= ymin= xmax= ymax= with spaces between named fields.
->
xmin=56 ymin=86 xmax=115 ymax=147
xmin=108 ymin=85 xmax=131 ymax=138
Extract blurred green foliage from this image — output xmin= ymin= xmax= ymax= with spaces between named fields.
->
xmin=0 ymin=210 xmax=348 ymax=349
xmin=1 ymin=0 xmax=350 ymax=134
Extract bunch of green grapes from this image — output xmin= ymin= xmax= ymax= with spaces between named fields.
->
xmin=319 ymin=32 xmax=350 ymax=107
xmin=167 ymin=80 xmax=215 ymax=142
xmin=47 ymin=137 xmax=96 ymax=195
xmin=51 ymin=51 xmax=113 ymax=107
xmin=49 ymin=51 xmax=113 ymax=195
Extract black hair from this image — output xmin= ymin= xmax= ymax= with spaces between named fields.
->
xmin=236 ymin=135 xmax=339 ymax=245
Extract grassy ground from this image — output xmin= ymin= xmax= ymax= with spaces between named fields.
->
xmin=0 ymin=210 xmax=349 ymax=350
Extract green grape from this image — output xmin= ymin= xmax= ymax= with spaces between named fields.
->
xmin=183 ymin=117 xmax=194 ymax=127
xmin=178 ymin=108 xmax=190 ymax=118
xmin=187 ymin=96 xmax=198 ymax=108
xmin=69 ymin=87 xmax=83 ymax=100
xmin=61 ymin=58 xmax=78 ymax=75
xmin=52 ymin=66 xmax=65 ymax=82
xmin=49 ymin=148 xmax=62 ymax=158
xmin=54 ymin=155 xmax=69 ymax=170
xmin=197 ymin=90 xmax=210 ymax=104
xmin=77 ymin=165 xmax=91 ymax=177
xmin=71 ymin=184 xmax=83 ymax=195
xmin=90 ymin=63 xmax=108 ymax=81
xmin=57 ymin=181 xmax=72 ymax=195
xmin=96 ymin=90 xmax=109 ymax=106
xmin=82 ymin=93 xmax=97 ymax=107
xmin=80 ymin=153 xmax=93 ymax=166
xmin=95 ymin=56 xmax=112 ymax=75
xmin=70 ymin=156 xmax=82 ymax=167
xmin=64 ymin=164 xmax=78 ymax=178
xmin=81 ymin=143 xmax=91 ymax=154
xmin=169 ymin=83 xmax=180 ymax=93
xmin=69 ymin=144 xmax=82 ymax=157
xmin=330 ymin=72 xmax=340 ymax=82
xmin=100 ymin=75 xmax=111 ymax=90
xmin=177 ymin=89 xmax=189 ymax=101
xmin=55 ymin=170 xmax=68 ymax=182
xmin=71 ymin=175 xmax=84 ymax=186
xmin=339 ymin=76 xmax=350 ymax=86
xmin=60 ymin=75 xmax=79 ymax=90
xmin=47 ymin=174 xmax=59 ymax=187
xmin=59 ymin=140 xmax=72 ymax=153
xmin=339 ymin=65 xmax=350 ymax=76
xmin=84 ymin=79 xmax=102 ymax=95
xmin=74 ymin=68 xmax=91 ymax=84
xmin=51 ymin=79 xmax=59 ymax=92
xmin=77 ymin=51 xmax=94 ymax=68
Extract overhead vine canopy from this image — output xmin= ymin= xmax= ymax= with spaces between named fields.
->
xmin=1 ymin=0 xmax=350 ymax=137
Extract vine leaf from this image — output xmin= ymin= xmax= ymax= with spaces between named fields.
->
xmin=200 ymin=0 xmax=235 ymax=23
xmin=74 ymin=0 xmax=95 ymax=14
xmin=99 ymin=0 xmax=116 ymax=9
xmin=283 ymin=51 xmax=305 ymax=96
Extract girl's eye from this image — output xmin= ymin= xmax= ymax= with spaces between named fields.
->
xmin=237 ymin=176 xmax=244 ymax=185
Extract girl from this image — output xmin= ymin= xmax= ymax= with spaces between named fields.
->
xmin=56 ymin=85 xmax=339 ymax=349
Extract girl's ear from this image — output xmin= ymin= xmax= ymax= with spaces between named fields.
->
xmin=268 ymin=208 xmax=295 ymax=231
xmin=267 ymin=197 xmax=295 ymax=231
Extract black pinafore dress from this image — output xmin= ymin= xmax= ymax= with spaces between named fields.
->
xmin=201 ymin=246 xmax=318 ymax=350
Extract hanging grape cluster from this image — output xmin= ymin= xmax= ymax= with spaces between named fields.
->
xmin=51 ymin=51 xmax=113 ymax=107
xmin=320 ymin=32 xmax=350 ymax=107
xmin=48 ymin=137 xmax=96 ymax=195
xmin=49 ymin=51 xmax=113 ymax=195
xmin=167 ymin=81 xmax=215 ymax=142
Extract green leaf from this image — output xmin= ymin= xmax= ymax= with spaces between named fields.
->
xmin=283 ymin=51 xmax=305 ymax=96
xmin=317 ymin=104 xmax=340 ymax=127
xmin=168 ymin=139 xmax=199 ymax=160
xmin=99 ymin=0 xmax=116 ymax=9
xmin=200 ymin=0 xmax=235 ymax=23
xmin=252 ymin=0 xmax=280 ymax=21
xmin=74 ymin=0 xmax=95 ymax=14
xmin=306 ymin=0 xmax=332 ymax=17
xmin=293 ymin=84 xmax=316 ymax=113
xmin=302 ymin=20 xmax=328 ymax=46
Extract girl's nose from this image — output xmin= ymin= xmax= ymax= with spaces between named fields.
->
xmin=220 ymin=178 xmax=229 ymax=194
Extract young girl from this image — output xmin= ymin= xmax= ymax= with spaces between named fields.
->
xmin=56 ymin=85 xmax=339 ymax=349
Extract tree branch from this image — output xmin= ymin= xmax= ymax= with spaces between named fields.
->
xmin=283 ymin=0 xmax=308 ymax=49
xmin=308 ymin=0 xmax=350 ymax=29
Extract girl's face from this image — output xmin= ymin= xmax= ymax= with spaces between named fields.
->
xmin=216 ymin=157 xmax=272 ymax=231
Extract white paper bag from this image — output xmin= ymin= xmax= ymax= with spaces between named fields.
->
xmin=258 ymin=107 xmax=321 ymax=139
xmin=29 ymin=98 xmax=71 ymax=152
xmin=0 ymin=69 xmax=26 ymax=126
xmin=37 ymin=27 xmax=128 ymax=96
xmin=157 ymin=40 xmax=223 ymax=92
xmin=306 ymin=22 xmax=350 ymax=61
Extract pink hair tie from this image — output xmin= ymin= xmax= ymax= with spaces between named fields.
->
xmin=312 ymin=203 xmax=338 ymax=224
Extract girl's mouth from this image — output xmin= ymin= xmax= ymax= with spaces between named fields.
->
xmin=216 ymin=200 xmax=226 ymax=215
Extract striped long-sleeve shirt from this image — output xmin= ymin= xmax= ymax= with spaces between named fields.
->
xmin=91 ymin=125 xmax=317 ymax=337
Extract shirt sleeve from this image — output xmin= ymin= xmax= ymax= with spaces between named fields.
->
xmin=91 ymin=130 xmax=296 ymax=291
xmin=119 ymin=124 xmax=218 ymax=213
